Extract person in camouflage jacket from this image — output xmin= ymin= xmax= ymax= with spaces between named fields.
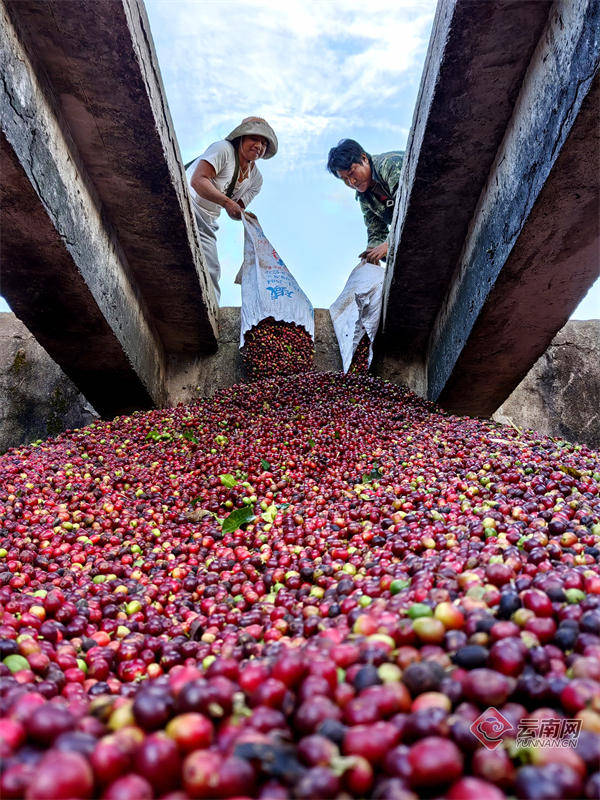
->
xmin=327 ymin=139 xmax=404 ymax=264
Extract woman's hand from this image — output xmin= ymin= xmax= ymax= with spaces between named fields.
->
xmin=359 ymin=242 xmax=388 ymax=264
xmin=191 ymin=160 xmax=244 ymax=220
xmin=224 ymin=199 xmax=243 ymax=220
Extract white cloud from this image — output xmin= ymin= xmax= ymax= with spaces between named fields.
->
xmin=145 ymin=0 xmax=436 ymax=167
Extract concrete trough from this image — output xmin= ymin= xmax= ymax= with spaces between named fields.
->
xmin=0 ymin=1 xmax=166 ymax=415
xmin=380 ymin=0 xmax=599 ymax=418
xmin=431 ymin=0 xmax=600 ymax=415
xmin=1 ymin=0 xmax=218 ymax=415
xmin=381 ymin=0 xmax=552 ymax=357
xmin=3 ymin=0 xmax=218 ymax=355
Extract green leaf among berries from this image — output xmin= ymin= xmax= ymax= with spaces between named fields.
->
xmin=221 ymin=505 xmax=255 ymax=533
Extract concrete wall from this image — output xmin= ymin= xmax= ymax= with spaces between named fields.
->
xmin=0 ymin=313 xmax=97 ymax=454
xmin=494 ymin=320 xmax=600 ymax=450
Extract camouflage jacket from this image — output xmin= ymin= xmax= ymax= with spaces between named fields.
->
xmin=357 ymin=151 xmax=404 ymax=249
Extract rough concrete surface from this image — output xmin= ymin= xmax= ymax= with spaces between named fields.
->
xmin=313 ymin=309 xmax=344 ymax=375
xmin=0 ymin=2 xmax=167 ymax=415
xmin=373 ymin=351 xmax=427 ymax=399
xmin=167 ymin=308 xmax=246 ymax=404
xmin=432 ymin=0 xmax=600 ymax=414
xmin=382 ymin=0 xmax=552 ymax=354
xmin=4 ymin=0 xmax=218 ymax=353
xmin=494 ymin=321 xmax=600 ymax=451
xmin=0 ymin=314 xmax=97 ymax=454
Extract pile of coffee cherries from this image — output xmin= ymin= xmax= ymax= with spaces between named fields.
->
xmin=349 ymin=335 xmax=371 ymax=374
xmin=241 ymin=319 xmax=314 ymax=380
xmin=1 ymin=372 xmax=599 ymax=799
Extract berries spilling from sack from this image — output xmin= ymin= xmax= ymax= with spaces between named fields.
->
xmin=1 ymin=372 xmax=600 ymax=799
xmin=242 ymin=318 xmax=314 ymax=380
xmin=349 ymin=335 xmax=370 ymax=374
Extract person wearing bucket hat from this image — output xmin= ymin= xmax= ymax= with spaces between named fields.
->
xmin=186 ymin=117 xmax=278 ymax=302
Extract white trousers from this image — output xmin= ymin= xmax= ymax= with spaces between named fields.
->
xmin=193 ymin=204 xmax=221 ymax=303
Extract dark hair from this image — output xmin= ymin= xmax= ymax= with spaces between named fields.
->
xmin=327 ymin=139 xmax=367 ymax=176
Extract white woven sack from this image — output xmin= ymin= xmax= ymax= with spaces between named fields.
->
xmin=235 ymin=214 xmax=314 ymax=347
xmin=329 ymin=262 xmax=385 ymax=373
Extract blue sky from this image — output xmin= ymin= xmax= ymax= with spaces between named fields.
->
xmin=0 ymin=0 xmax=597 ymax=317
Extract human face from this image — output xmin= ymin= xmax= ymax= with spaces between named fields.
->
xmin=239 ymin=134 xmax=268 ymax=163
xmin=337 ymin=154 xmax=372 ymax=193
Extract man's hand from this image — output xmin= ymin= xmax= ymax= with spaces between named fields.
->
xmin=224 ymin=199 xmax=243 ymax=220
xmin=359 ymin=242 xmax=388 ymax=264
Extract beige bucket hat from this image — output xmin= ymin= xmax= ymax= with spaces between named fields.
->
xmin=225 ymin=116 xmax=278 ymax=159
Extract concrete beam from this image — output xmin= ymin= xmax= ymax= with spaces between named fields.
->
xmin=0 ymin=2 xmax=165 ymax=416
xmin=3 ymin=0 xmax=218 ymax=355
xmin=431 ymin=0 xmax=600 ymax=415
xmin=381 ymin=0 xmax=553 ymax=356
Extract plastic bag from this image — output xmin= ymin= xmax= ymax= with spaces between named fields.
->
xmin=329 ymin=261 xmax=385 ymax=373
xmin=235 ymin=214 xmax=314 ymax=348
